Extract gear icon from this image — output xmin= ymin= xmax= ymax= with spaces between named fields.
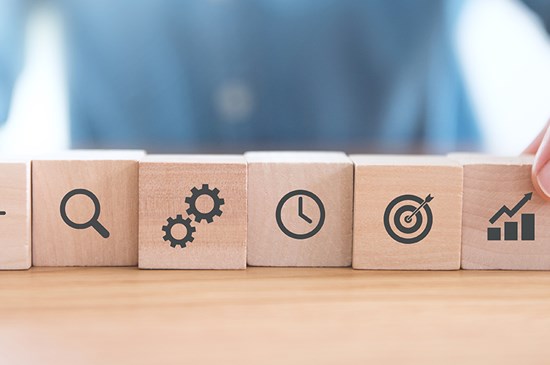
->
xmin=162 ymin=214 xmax=196 ymax=248
xmin=185 ymin=184 xmax=224 ymax=223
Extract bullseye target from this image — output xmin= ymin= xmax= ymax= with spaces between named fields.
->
xmin=383 ymin=194 xmax=434 ymax=244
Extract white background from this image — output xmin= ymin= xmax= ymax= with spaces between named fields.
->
xmin=1 ymin=0 xmax=550 ymax=154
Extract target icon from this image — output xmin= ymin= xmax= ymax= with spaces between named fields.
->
xmin=383 ymin=194 xmax=434 ymax=244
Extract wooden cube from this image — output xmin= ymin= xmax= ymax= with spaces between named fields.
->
xmin=246 ymin=152 xmax=353 ymax=267
xmin=139 ymin=155 xmax=247 ymax=269
xmin=450 ymin=154 xmax=550 ymax=270
xmin=32 ymin=150 xmax=144 ymax=266
xmin=0 ymin=160 xmax=31 ymax=270
xmin=351 ymin=155 xmax=463 ymax=270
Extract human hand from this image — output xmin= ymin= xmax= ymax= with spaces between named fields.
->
xmin=525 ymin=120 xmax=550 ymax=199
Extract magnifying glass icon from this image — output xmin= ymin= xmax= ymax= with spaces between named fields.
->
xmin=60 ymin=188 xmax=110 ymax=238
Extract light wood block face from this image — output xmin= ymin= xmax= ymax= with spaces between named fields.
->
xmin=0 ymin=161 xmax=31 ymax=270
xmin=139 ymin=155 xmax=247 ymax=269
xmin=246 ymin=152 xmax=353 ymax=267
xmin=351 ymin=155 xmax=463 ymax=270
xmin=451 ymin=154 xmax=550 ymax=270
xmin=32 ymin=151 xmax=143 ymax=266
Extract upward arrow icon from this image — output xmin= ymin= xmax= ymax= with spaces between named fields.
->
xmin=489 ymin=192 xmax=533 ymax=224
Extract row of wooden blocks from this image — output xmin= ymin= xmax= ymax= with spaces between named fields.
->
xmin=0 ymin=151 xmax=547 ymax=270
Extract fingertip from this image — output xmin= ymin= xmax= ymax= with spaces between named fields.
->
xmin=532 ymin=160 xmax=550 ymax=201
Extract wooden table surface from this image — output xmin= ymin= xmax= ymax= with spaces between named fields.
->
xmin=1 ymin=268 xmax=549 ymax=365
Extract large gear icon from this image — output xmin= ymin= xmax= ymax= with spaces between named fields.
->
xmin=185 ymin=184 xmax=224 ymax=223
xmin=162 ymin=214 xmax=196 ymax=248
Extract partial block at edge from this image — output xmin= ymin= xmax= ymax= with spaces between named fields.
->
xmin=0 ymin=161 xmax=31 ymax=270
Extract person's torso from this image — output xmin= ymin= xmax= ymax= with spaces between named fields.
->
xmin=58 ymin=0 xmax=480 ymax=152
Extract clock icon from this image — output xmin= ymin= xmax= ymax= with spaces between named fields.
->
xmin=275 ymin=189 xmax=325 ymax=239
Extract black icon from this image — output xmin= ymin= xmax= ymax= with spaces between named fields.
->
xmin=487 ymin=192 xmax=534 ymax=241
xmin=276 ymin=189 xmax=325 ymax=240
xmin=162 ymin=214 xmax=196 ymax=248
xmin=0 ymin=211 xmax=5 ymax=216
xmin=162 ymin=184 xmax=222 ymax=248
xmin=60 ymin=188 xmax=110 ymax=238
xmin=384 ymin=194 xmax=434 ymax=244
xmin=185 ymin=184 xmax=224 ymax=223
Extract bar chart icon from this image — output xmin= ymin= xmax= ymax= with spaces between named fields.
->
xmin=487 ymin=192 xmax=535 ymax=241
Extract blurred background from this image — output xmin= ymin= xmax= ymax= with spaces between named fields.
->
xmin=1 ymin=0 xmax=549 ymax=154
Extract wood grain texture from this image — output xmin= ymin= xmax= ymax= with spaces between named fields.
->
xmin=32 ymin=151 xmax=143 ymax=266
xmin=0 ymin=161 xmax=31 ymax=270
xmin=0 ymin=268 xmax=549 ymax=365
xmin=246 ymin=152 xmax=353 ymax=267
xmin=450 ymin=154 xmax=550 ymax=270
xmin=139 ymin=155 xmax=247 ymax=269
xmin=351 ymin=155 xmax=463 ymax=270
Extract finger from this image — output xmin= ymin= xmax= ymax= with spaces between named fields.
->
xmin=532 ymin=121 xmax=550 ymax=200
xmin=524 ymin=120 xmax=550 ymax=154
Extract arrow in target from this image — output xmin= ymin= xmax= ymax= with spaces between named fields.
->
xmin=404 ymin=194 xmax=434 ymax=223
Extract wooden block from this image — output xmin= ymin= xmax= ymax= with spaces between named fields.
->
xmin=0 ymin=160 xmax=31 ymax=270
xmin=450 ymin=153 xmax=550 ymax=270
xmin=351 ymin=155 xmax=463 ymax=270
xmin=139 ymin=155 xmax=247 ymax=269
xmin=32 ymin=150 xmax=144 ymax=266
xmin=246 ymin=152 xmax=353 ymax=267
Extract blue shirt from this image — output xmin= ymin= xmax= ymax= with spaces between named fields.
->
xmin=1 ymin=0 xmax=550 ymax=152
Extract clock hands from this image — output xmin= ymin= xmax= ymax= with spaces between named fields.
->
xmin=298 ymin=196 xmax=313 ymax=224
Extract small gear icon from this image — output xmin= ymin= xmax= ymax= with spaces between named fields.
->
xmin=162 ymin=214 xmax=196 ymax=248
xmin=185 ymin=184 xmax=224 ymax=223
